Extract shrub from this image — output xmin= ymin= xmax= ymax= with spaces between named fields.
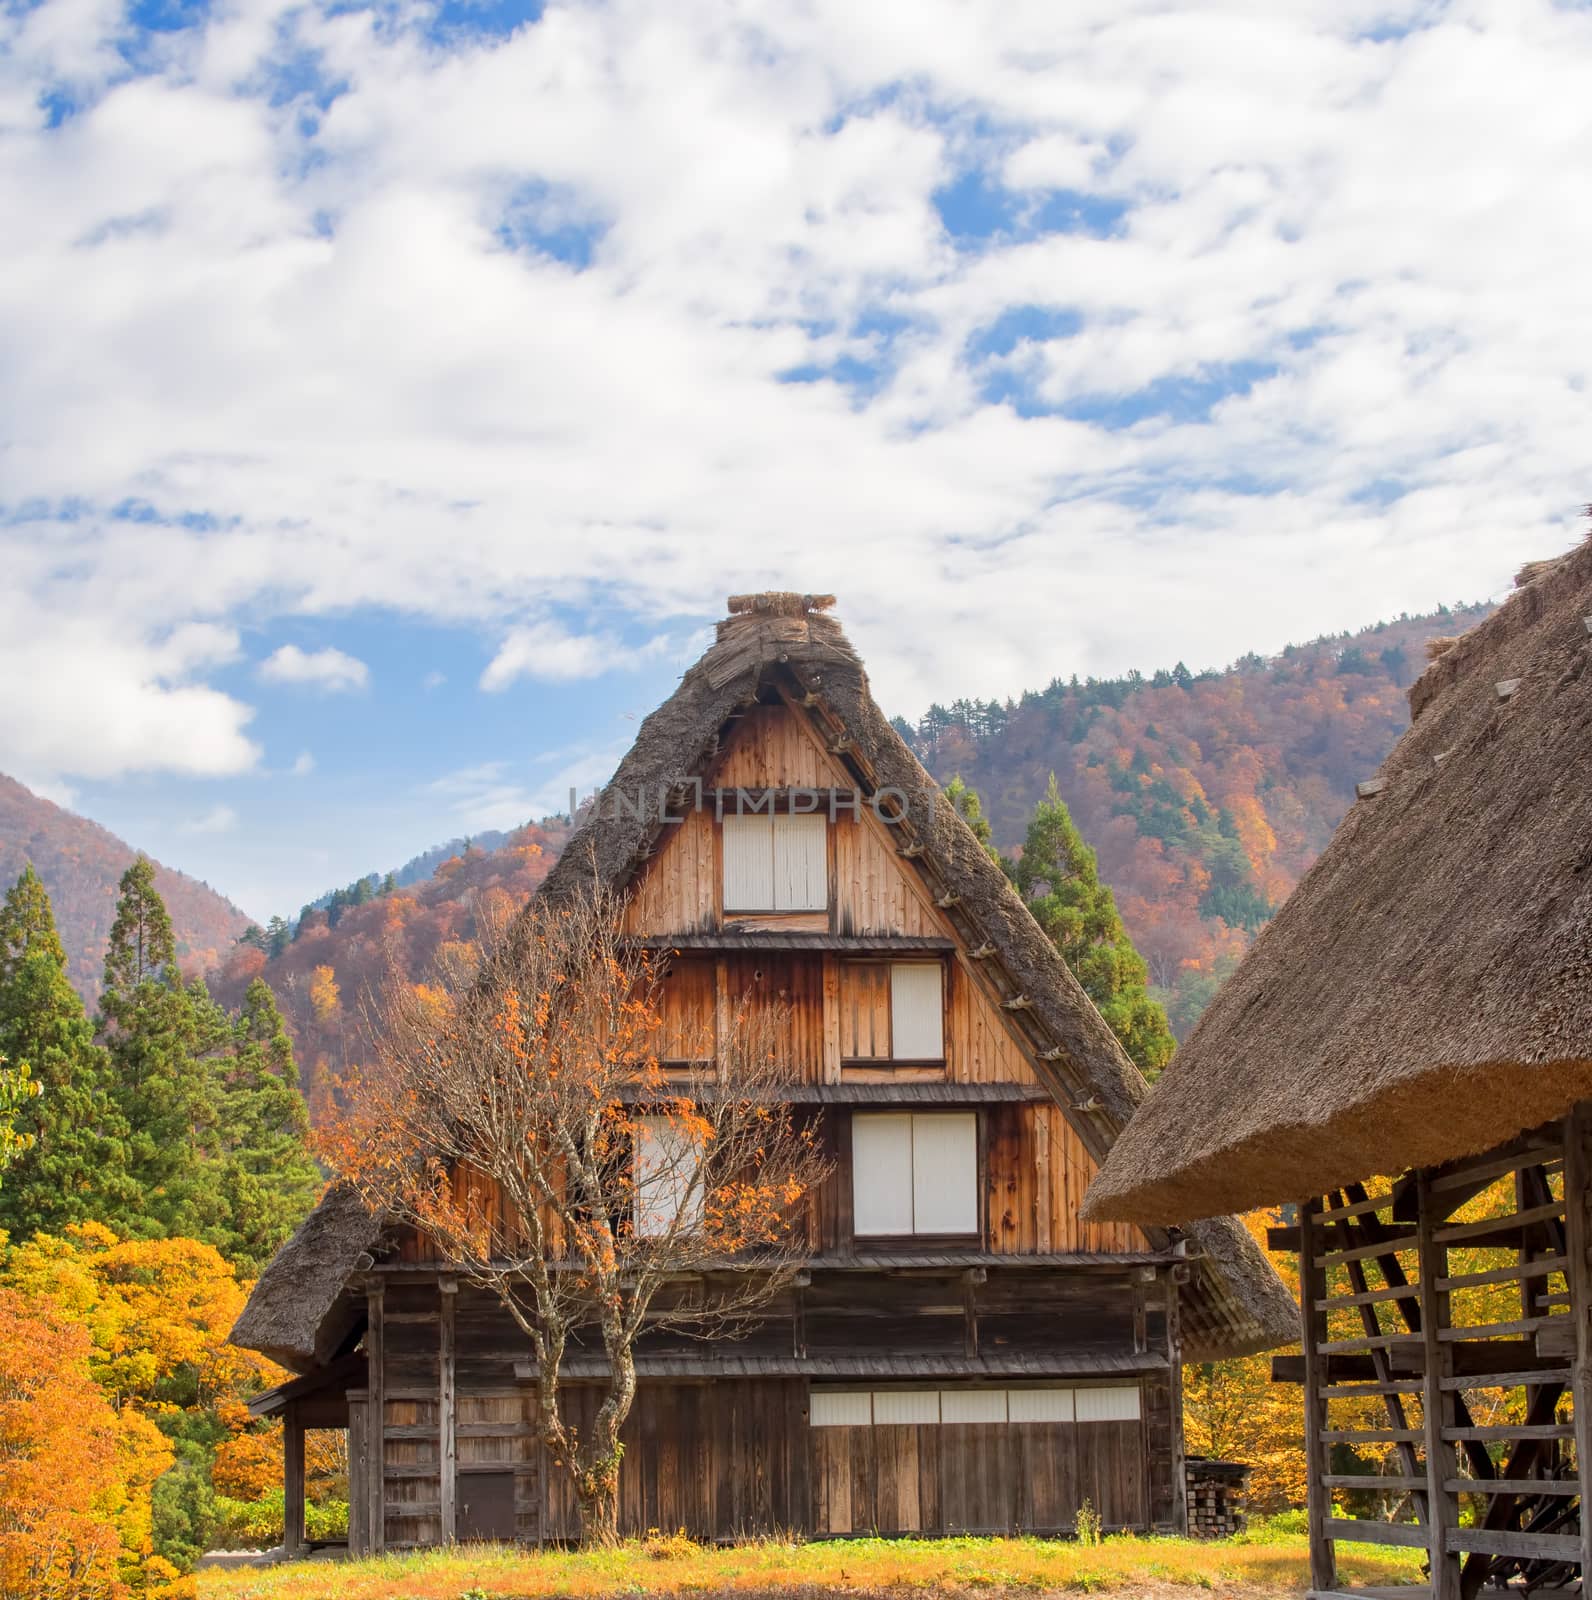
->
xmin=212 ymin=1490 xmax=349 ymax=1551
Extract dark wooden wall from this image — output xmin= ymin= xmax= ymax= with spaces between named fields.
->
xmin=810 ymin=1418 xmax=1146 ymax=1535
xmin=543 ymin=1380 xmax=810 ymax=1541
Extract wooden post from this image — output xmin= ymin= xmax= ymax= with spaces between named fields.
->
xmin=1032 ymin=1111 xmax=1052 ymax=1252
xmin=962 ymin=1267 xmax=984 ymax=1358
xmin=366 ymin=1283 xmax=386 ymax=1554
xmin=820 ymin=954 xmax=841 ymax=1085
xmin=440 ymin=1277 xmax=458 ymax=1545
xmin=1417 ymin=1168 xmax=1459 ymax=1600
xmin=1166 ymin=1265 xmax=1187 ymax=1537
xmin=346 ymin=1389 xmax=369 ymax=1557
xmin=283 ymin=1400 xmax=306 ymax=1556
xmin=1298 ymin=1198 xmax=1337 ymax=1594
xmin=1563 ymin=1105 xmax=1592 ymax=1590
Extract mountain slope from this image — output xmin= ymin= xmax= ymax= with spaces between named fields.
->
xmin=0 ymin=774 xmax=254 ymax=1003
xmin=905 ymin=602 xmax=1492 ymax=1034
xmin=209 ymin=819 xmax=574 ymax=1118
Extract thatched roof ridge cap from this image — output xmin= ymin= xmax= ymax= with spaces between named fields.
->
xmin=1409 ymin=527 xmax=1592 ymax=721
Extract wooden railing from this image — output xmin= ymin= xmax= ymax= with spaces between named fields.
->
xmin=1279 ymin=1108 xmax=1592 ymax=1600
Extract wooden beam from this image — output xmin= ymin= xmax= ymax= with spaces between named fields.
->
xmin=1563 ymin=1104 xmax=1592 ymax=1589
xmin=1418 ymin=1167 xmax=1460 ymax=1600
xmin=367 ymin=1284 xmax=385 ymax=1554
xmin=440 ymin=1278 xmax=457 ymax=1546
xmin=283 ymin=1401 xmax=306 ymax=1557
xmin=1299 ymin=1198 xmax=1337 ymax=1594
xmin=820 ymin=954 xmax=841 ymax=1085
xmin=1166 ymin=1269 xmax=1187 ymax=1537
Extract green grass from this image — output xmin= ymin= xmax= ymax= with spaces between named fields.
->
xmin=200 ymin=1530 xmax=1424 ymax=1600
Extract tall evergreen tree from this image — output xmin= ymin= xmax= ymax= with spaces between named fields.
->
xmin=215 ymin=979 xmax=320 ymax=1273
xmin=0 ymin=866 xmax=138 ymax=1235
xmin=1013 ymin=776 xmax=1177 ymax=1077
xmin=98 ymin=857 xmax=218 ymax=1240
xmin=943 ymin=775 xmax=1004 ymax=866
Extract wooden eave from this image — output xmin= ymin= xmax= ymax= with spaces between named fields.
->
xmin=612 ymin=1081 xmax=1053 ymax=1105
xmin=248 ymin=1351 xmax=368 ymax=1418
xmin=369 ymin=1248 xmax=1178 ymax=1278
xmin=627 ymin=933 xmax=956 ymax=953
xmin=521 ymin=1349 xmax=1169 ymax=1381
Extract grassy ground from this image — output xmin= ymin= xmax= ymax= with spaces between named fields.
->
xmin=199 ymin=1531 xmax=1423 ymax=1600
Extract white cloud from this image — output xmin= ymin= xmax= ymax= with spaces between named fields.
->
xmin=480 ymin=622 xmax=617 ymax=690
xmin=1 ymin=0 xmax=1590 ymax=794
xmin=291 ymin=749 xmax=316 ymax=776
xmin=259 ymin=644 xmax=370 ymax=693
xmin=182 ymin=803 xmax=238 ymax=833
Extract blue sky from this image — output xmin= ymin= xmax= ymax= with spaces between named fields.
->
xmin=3 ymin=0 xmax=1591 ymax=918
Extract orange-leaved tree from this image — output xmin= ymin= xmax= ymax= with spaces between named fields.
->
xmin=1183 ymin=1208 xmax=1308 ymax=1512
xmin=0 ymin=1285 xmax=173 ymax=1600
xmin=323 ymin=883 xmax=828 ymax=1547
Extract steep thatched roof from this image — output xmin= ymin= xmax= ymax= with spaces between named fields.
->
xmin=230 ymin=1182 xmax=378 ymax=1371
xmin=234 ymin=593 xmax=1294 ymax=1368
xmin=1085 ymin=533 xmax=1592 ymax=1226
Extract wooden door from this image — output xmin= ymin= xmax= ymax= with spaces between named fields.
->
xmin=459 ymin=1470 xmax=517 ymax=1541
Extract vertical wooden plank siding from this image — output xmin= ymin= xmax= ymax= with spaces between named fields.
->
xmin=821 ymin=955 xmax=842 ymax=1083
xmin=1565 ymin=1104 xmax=1592 ymax=1590
xmin=1297 ymin=1199 xmax=1336 ymax=1593
xmin=440 ymin=1279 xmax=457 ymax=1545
xmin=1417 ymin=1169 xmax=1459 ymax=1600
xmin=840 ymin=962 xmax=892 ymax=1059
xmin=283 ymin=1402 xmax=305 ymax=1555
xmin=366 ymin=1284 xmax=386 ymax=1554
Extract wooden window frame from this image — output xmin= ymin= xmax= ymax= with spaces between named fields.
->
xmin=838 ymin=957 xmax=948 ymax=1072
xmin=848 ymin=1109 xmax=983 ymax=1247
xmin=716 ymin=808 xmax=834 ymax=921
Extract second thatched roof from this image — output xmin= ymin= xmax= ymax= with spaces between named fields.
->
xmin=1085 ymin=531 xmax=1592 ymax=1226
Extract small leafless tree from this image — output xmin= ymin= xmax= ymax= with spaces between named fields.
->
xmin=327 ymin=883 xmax=828 ymax=1546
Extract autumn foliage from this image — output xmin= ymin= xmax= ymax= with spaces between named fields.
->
xmin=910 ymin=604 xmax=1490 ymax=1035
xmin=211 ymin=823 xmax=570 ymax=1119
xmin=0 ymin=1285 xmax=174 ymax=1599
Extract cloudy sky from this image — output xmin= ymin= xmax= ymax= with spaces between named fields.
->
xmin=3 ymin=0 xmax=1589 ymax=920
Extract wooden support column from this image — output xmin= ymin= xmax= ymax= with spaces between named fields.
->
xmin=366 ymin=1283 xmax=386 ymax=1554
xmin=820 ymin=954 xmax=841 ymax=1084
xmin=1032 ymin=1111 xmax=1052 ymax=1252
xmin=440 ymin=1277 xmax=458 ymax=1546
xmin=1418 ymin=1168 xmax=1460 ymax=1600
xmin=962 ymin=1267 xmax=984 ymax=1358
xmin=1563 ymin=1104 xmax=1592 ymax=1589
xmin=345 ymin=1388 xmax=369 ymax=1556
xmin=283 ymin=1400 xmax=306 ymax=1557
xmin=713 ymin=958 xmax=730 ymax=1081
xmin=1299 ymin=1198 xmax=1337 ymax=1595
xmin=1166 ymin=1263 xmax=1187 ymax=1537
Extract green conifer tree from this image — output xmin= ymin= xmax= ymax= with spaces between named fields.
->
xmin=0 ymin=867 xmax=138 ymax=1233
xmin=1013 ymin=776 xmax=1177 ymax=1077
xmin=214 ymin=978 xmax=320 ymax=1273
xmin=99 ymin=857 xmax=220 ymax=1240
xmin=943 ymin=775 xmax=1004 ymax=866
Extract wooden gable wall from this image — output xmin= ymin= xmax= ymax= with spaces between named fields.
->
xmin=617 ymin=693 xmax=1145 ymax=1256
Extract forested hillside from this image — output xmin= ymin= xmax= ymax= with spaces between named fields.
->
xmin=0 ymin=774 xmax=252 ymax=1004
xmin=904 ymin=602 xmax=1491 ymax=1034
xmin=209 ymin=820 xmax=573 ymax=1120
